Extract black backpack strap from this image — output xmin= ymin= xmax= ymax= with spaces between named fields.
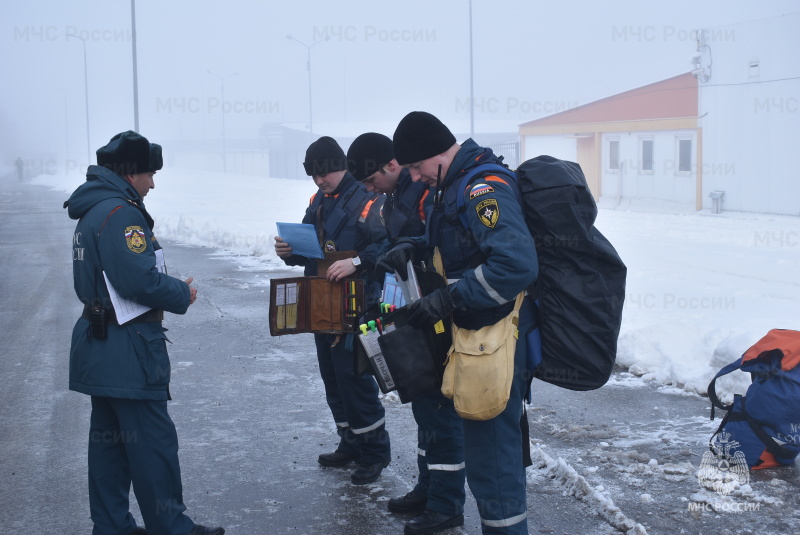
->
xmin=708 ymin=404 xmax=740 ymax=454
xmin=707 ymin=358 xmax=742 ymax=420
xmin=521 ymin=404 xmax=532 ymax=468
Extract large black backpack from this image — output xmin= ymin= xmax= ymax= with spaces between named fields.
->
xmin=456 ymin=155 xmax=627 ymax=390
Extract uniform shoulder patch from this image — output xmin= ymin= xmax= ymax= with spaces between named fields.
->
xmin=475 ymin=198 xmax=500 ymax=229
xmin=125 ymin=226 xmax=147 ymax=253
xmin=469 ymin=183 xmax=494 ymax=200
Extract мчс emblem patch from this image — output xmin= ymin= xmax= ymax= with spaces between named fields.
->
xmin=475 ymin=198 xmax=500 ymax=229
xmin=469 ymin=183 xmax=494 ymax=200
xmin=125 ymin=226 xmax=147 ymax=253
xmin=324 ymin=240 xmax=337 ymax=252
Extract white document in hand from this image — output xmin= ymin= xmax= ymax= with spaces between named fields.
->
xmin=104 ymin=249 xmax=166 ymax=325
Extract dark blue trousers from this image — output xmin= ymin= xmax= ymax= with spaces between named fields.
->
xmin=463 ymin=297 xmax=535 ymax=534
xmin=315 ymin=333 xmax=391 ymax=464
xmin=411 ymin=390 xmax=466 ymax=516
xmin=88 ymin=396 xmax=195 ymax=535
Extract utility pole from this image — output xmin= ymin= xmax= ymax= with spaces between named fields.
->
xmin=66 ymin=33 xmax=91 ymax=165
xmin=207 ymin=71 xmax=237 ymax=173
xmin=287 ymin=35 xmax=328 ymax=134
xmin=469 ymin=0 xmax=475 ymax=139
xmin=131 ymin=0 xmax=140 ymax=132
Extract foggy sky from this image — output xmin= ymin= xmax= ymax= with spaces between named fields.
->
xmin=2 ymin=0 xmax=798 ymax=164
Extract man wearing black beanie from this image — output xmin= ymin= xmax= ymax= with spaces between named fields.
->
xmin=347 ymin=132 xmax=429 ymax=240
xmin=383 ymin=112 xmax=539 ymax=535
xmin=275 ymin=136 xmax=392 ymax=485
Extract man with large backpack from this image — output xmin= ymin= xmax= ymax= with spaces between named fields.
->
xmin=347 ymin=133 xmax=467 ymax=535
xmin=384 ymin=112 xmax=538 ymax=535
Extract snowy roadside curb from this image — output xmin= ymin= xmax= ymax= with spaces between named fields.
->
xmin=529 ymin=443 xmax=649 ymax=534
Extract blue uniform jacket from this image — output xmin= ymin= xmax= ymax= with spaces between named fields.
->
xmin=66 ymin=165 xmax=191 ymax=400
xmin=427 ymin=139 xmax=537 ymax=327
xmin=283 ymin=173 xmax=387 ymax=277
xmin=383 ymin=168 xmax=429 ymax=244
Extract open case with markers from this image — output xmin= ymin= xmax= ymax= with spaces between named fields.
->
xmin=269 ymin=276 xmax=364 ymax=335
xmin=354 ymin=263 xmax=452 ymax=403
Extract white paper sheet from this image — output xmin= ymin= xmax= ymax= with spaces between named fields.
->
xmin=104 ymin=249 xmax=166 ymax=325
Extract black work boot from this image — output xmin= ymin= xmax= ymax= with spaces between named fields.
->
xmin=404 ymin=509 xmax=464 ymax=535
xmin=188 ymin=525 xmax=225 ymax=535
xmin=318 ymin=449 xmax=359 ymax=467
xmin=351 ymin=458 xmax=390 ymax=485
xmin=388 ymin=489 xmax=428 ymax=514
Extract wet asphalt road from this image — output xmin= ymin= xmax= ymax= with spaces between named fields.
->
xmin=1 ymin=173 xmax=797 ymax=535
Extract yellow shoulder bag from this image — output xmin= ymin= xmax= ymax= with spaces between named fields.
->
xmin=441 ymin=292 xmax=525 ymax=420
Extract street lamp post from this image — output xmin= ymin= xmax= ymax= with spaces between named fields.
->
xmin=286 ymin=35 xmax=328 ymax=134
xmin=55 ymin=87 xmax=70 ymax=170
xmin=66 ymin=33 xmax=91 ymax=165
xmin=469 ymin=0 xmax=475 ymax=139
xmin=207 ymin=70 xmax=237 ymax=173
xmin=131 ymin=0 xmax=140 ymax=132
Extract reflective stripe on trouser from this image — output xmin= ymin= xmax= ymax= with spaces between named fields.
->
xmin=411 ymin=389 xmax=466 ymax=516
xmin=315 ymin=333 xmax=390 ymax=464
xmin=88 ymin=396 xmax=195 ymax=535
xmin=462 ymin=297 xmax=535 ymax=534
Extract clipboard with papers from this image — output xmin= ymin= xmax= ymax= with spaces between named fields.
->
xmin=276 ymin=222 xmax=324 ymax=259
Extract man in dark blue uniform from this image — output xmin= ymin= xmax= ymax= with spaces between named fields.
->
xmin=347 ymin=132 xmax=467 ymax=535
xmin=66 ymin=131 xmax=224 ymax=535
xmin=274 ymin=136 xmax=392 ymax=485
xmin=346 ymin=132 xmax=428 ymax=242
xmin=385 ymin=112 xmax=538 ymax=535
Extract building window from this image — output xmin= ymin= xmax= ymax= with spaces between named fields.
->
xmin=639 ymin=137 xmax=654 ymax=174
xmin=677 ymin=138 xmax=692 ymax=173
xmin=608 ymin=138 xmax=620 ymax=171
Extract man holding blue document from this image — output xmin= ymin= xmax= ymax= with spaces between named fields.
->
xmin=273 ymin=136 xmax=391 ymax=485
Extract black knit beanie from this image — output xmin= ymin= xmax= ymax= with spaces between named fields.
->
xmin=303 ymin=136 xmax=347 ymax=176
xmin=392 ymin=111 xmax=456 ymax=165
xmin=347 ymin=132 xmax=394 ymax=182
xmin=96 ymin=131 xmax=153 ymax=176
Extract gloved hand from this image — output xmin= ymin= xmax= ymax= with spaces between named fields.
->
xmin=406 ymin=288 xmax=455 ymax=328
xmin=377 ymin=241 xmax=416 ymax=280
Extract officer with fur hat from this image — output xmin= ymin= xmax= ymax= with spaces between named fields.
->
xmin=348 ymin=132 xmax=467 ymax=534
xmin=274 ymin=136 xmax=392 ymax=485
xmin=65 ymin=131 xmax=224 ymax=535
xmin=383 ymin=112 xmax=538 ymax=535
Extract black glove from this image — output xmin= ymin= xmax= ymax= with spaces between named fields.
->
xmin=377 ymin=241 xmax=416 ymax=280
xmin=406 ymin=288 xmax=455 ymax=328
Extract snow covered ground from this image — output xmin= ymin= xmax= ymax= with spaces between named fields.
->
xmin=36 ymin=166 xmax=800 ymax=401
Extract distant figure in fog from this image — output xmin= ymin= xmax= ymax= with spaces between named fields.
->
xmin=15 ymin=157 xmax=23 ymax=182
